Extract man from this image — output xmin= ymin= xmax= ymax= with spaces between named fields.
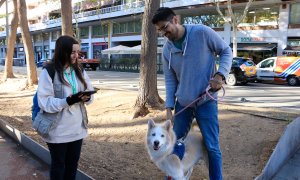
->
xmin=152 ymin=7 xmax=232 ymax=180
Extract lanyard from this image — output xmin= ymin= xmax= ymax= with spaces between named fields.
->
xmin=64 ymin=67 xmax=77 ymax=94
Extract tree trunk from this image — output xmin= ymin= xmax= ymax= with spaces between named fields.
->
xmin=2 ymin=0 xmax=18 ymax=81
xmin=17 ymin=0 xmax=38 ymax=86
xmin=61 ymin=0 xmax=73 ymax=36
xmin=132 ymin=0 xmax=164 ymax=119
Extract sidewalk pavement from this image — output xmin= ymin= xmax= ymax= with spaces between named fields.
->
xmin=0 ymin=130 xmax=49 ymax=180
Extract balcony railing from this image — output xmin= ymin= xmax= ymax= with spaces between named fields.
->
xmin=44 ymin=1 xmax=146 ymax=25
xmin=0 ymin=0 xmax=208 ymax=35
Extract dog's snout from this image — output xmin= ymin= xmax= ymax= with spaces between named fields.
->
xmin=154 ymin=140 xmax=160 ymax=146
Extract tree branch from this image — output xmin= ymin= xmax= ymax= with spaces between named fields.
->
xmin=213 ymin=0 xmax=230 ymax=24
xmin=0 ymin=0 xmax=6 ymax=8
xmin=227 ymin=0 xmax=235 ymax=24
xmin=237 ymin=0 xmax=254 ymax=24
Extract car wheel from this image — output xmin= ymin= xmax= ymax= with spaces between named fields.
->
xmin=226 ymin=74 xmax=237 ymax=86
xmin=287 ymin=76 xmax=299 ymax=86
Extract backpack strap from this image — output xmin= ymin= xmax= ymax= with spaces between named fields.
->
xmin=43 ymin=62 xmax=55 ymax=82
xmin=43 ymin=62 xmax=84 ymax=82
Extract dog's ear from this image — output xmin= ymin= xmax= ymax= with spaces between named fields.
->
xmin=164 ymin=120 xmax=172 ymax=131
xmin=148 ymin=119 xmax=156 ymax=129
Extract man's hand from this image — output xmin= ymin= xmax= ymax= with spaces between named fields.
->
xmin=209 ymin=73 xmax=224 ymax=92
xmin=166 ymin=108 xmax=173 ymax=122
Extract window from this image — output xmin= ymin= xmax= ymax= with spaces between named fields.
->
xmin=92 ymin=24 xmax=108 ymax=37
xmin=288 ymin=39 xmax=300 ymax=46
xmin=135 ymin=21 xmax=142 ymax=32
xmin=80 ymin=27 xmax=89 ymax=39
xmin=290 ymin=3 xmax=300 ymax=24
xmin=128 ymin=21 xmax=135 ymax=32
xmin=112 ymin=20 xmax=142 ymax=34
xmin=33 ymin=34 xmax=43 ymax=42
xmin=120 ymin=22 xmax=126 ymax=33
xmin=43 ymin=33 xmax=49 ymax=41
xmin=240 ymin=6 xmax=279 ymax=26
xmin=182 ymin=14 xmax=225 ymax=28
xmin=0 ymin=39 xmax=5 ymax=45
xmin=113 ymin=23 xmax=120 ymax=34
xmin=260 ymin=59 xmax=274 ymax=68
xmin=52 ymin=30 xmax=61 ymax=41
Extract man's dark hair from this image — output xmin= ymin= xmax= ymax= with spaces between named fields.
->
xmin=152 ymin=7 xmax=176 ymax=24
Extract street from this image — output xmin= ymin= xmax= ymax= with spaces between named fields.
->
xmin=88 ymin=70 xmax=300 ymax=113
xmin=1 ymin=65 xmax=300 ymax=113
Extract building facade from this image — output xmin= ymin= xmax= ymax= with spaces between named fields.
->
xmin=0 ymin=0 xmax=299 ymax=64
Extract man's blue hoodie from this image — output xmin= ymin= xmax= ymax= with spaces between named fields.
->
xmin=162 ymin=24 xmax=232 ymax=108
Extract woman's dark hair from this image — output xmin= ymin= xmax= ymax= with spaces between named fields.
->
xmin=52 ymin=35 xmax=87 ymax=89
xmin=151 ymin=7 xmax=176 ymax=24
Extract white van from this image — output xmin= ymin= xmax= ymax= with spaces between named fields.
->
xmin=256 ymin=57 xmax=300 ymax=86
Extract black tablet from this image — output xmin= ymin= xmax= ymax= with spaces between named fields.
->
xmin=81 ymin=90 xmax=97 ymax=96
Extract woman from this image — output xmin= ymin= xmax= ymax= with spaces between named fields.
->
xmin=37 ymin=35 xmax=94 ymax=180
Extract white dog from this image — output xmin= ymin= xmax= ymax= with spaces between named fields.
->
xmin=146 ymin=119 xmax=208 ymax=180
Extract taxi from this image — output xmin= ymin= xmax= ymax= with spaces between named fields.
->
xmin=225 ymin=57 xmax=257 ymax=86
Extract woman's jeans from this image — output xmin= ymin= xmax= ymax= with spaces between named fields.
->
xmin=47 ymin=139 xmax=83 ymax=180
xmin=173 ymin=100 xmax=222 ymax=180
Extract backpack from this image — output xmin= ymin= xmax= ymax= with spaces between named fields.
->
xmin=31 ymin=64 xmax=55 ymax=121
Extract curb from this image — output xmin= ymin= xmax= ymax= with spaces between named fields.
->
xmin=0 ymin=118 xmax=94 ymax=180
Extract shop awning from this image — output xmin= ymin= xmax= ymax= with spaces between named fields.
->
xmin=101 ymin=45 xmax=132 ymax=54
xmin=283 ymin=46 xmax=300 ymax=56
xmin=284 ymin=46 xmax=300 ymax=51
xmin=236 ymin=44 xmax=277 ymax=51
xmin=102 ymin=45 xmax=162 ymax=54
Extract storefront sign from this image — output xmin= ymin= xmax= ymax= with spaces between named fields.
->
xmin=93 ymin=42 xmax=107 ymax=46
xmin=240 ymin=37 xmax=265 ymax=42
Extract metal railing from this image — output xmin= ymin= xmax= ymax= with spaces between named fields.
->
xmin=46 ymin=1 xmax=146 ymax=25
xmin=99 ymin=62 xmax=163 ymax=74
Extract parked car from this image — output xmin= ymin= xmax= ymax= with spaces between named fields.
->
xmin=78 ymin=51 xmax=100 ymax=71
xmin=225 ymin=57 xmax=257 ymax=86
xmin=256 ymin=56 xmax=300 ymax=86
xmin=36 ymin=58 xmax=51 ymax=67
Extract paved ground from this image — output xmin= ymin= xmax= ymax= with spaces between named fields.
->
xmin=0 ymin=130 xmax=49 ymax=180
xmin=1 ymin=65 xmax=300 ymax=179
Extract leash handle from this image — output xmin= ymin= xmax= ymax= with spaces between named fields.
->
xmin=205 ymin=85 xmax=225 ymax=101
